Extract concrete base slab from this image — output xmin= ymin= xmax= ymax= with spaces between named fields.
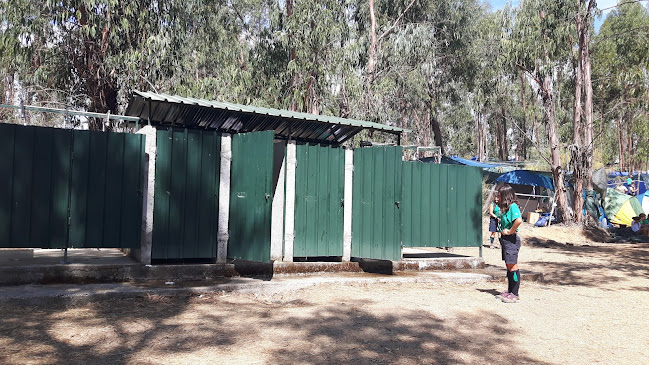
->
xmin=0 ymin=271 xmax=513 ymax=306
xmin=0 ymin=263 xmax=239 ymax=286
xmin=0 ymin=249 xmax=543 ymax=286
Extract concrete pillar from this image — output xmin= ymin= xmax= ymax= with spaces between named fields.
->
xmin=136 ymin=126 xmax=157 ymax=265
xmin=270 ymin=147 xmax=286 ymax=261
xmin=342 ymin=148 xmax=354 ymax=262
xmin=283 ymin=141 xmax=297 ymax=262
xmin=217 ymin=134 xmax=232 ymax=263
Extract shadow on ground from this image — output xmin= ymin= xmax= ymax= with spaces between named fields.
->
xmin=523 ymin=237 xmax=649 ymax=287
xmin=0 ymin=294 xmax=551 ymax=364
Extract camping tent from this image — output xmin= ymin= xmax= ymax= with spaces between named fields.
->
xmin=492 ymin=170 xmax=555 ymax=220
xmin=606 ymin=171 xmax=647 ymax=195
xmin=603 ymin=188 xmax=644 ymax=226
xmin=495 ymin=170 xmax=554 ymax=190
xmin=636 ymin=192 xmax=649 ymax=214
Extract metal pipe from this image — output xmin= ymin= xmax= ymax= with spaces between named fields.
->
xmin=0 ymin=103 xmax=139 ymax=122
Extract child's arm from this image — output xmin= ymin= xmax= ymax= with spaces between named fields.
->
xmin=502 ymin=218 xmax=523 ymax=235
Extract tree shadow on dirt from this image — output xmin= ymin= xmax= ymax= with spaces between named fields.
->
xmin=0 ymin=293 xmax=554 ymax=365
xmin=263 ymin=303 xmax=550 ymax=364
xmin=0 ymin=294 xmax=237 ymax=364
xmin=524 ymin=237 xmax=649 ymax=287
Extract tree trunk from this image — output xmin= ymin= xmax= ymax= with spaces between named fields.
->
xmin=430 ymin=114 xmax=444 ymax=154
xmin=583 ymin=14 xmax=594 ymax=191
xmin=499 ymin=106 xmax=508 ymax=160
xmin=476 ymin=111 xmax=486 ymax=161
xmin=543 ymin=75 xmax=573 ymax=223
xmin=286 ymin=0 xmax=298 ymax=111
xmin=571 ymin=5 xmax=585 ymax=223
xmin=519 ymin=72 xmax=527 ymax=160
xmin=616 ymin=116 xmax=624 ymax=171
xmin=367 ymin=0 xmax=377 ymax=81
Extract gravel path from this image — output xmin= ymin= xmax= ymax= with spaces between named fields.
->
xmin=1 ymin=224 xmax=648 ymax=364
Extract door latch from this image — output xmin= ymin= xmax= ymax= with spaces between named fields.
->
xmin=265 ymin=194 xmax=270 ymax=202
xmin=395 ymin=201 xmax=400 ymax=209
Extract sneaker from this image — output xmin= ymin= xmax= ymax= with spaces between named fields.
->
xmin=501 ymin=293 xmax=520 ymax=303
xmin=496 ymin=290 xmax=509 ymax=299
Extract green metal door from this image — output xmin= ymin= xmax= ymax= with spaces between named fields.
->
xmin=0 ymin=123 xmax=144 ymax=249
xmin=352 ymin=146 xmax=402 ymax=261
xmin=228 ymin=131 xmax=274 ymax=262
xmin=294 ymin=144 xmax=345 ymax=257
xmin=152 ymin=128 xmax=221 ymax=259
xmin=402 ymin=162 xmax=482 ymax=247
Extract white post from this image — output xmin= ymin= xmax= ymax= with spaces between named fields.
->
xmin=271 ymin=144 xmax=286 ymax=261
xmin=342 ymin=148 xmax=354 ymax=262
xmin=283 ymin=141 xmax=297 ymax=262
xmin=136 ymin=126 xmax=156 ymax=265
xmin=217 ymin=134 xmax=232 ymax=263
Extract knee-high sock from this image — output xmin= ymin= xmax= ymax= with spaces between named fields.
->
xmin=511 ymin=270 xmax=520 ymax=296
xmin=506 ymin=271 xmax=513 ymax=293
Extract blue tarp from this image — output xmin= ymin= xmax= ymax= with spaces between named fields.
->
xmin=606 ymin=172 xmax=647 ymax=195
xmin=448 ymin=155 xmax=507 ymax=169
xmin=496 ymin=170 xmax=555 ymax=190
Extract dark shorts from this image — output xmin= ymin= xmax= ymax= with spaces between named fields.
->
xmin=489 ymin=217 xmax=499 ymax=232
xmin=500 ymin=234 xmax=521 ymax=264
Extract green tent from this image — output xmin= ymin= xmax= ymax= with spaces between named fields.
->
xmin=603 ymin=188 xmax=644 ymax=226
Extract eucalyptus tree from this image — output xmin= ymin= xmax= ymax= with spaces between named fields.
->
xmin=567 ymin=0 xmax=597 ymax=223
xmin=508 ymin=0 xmax=576 ymax=222
xmin=278 ymin=0 xmax=354 ymax=114
xmin=353 ymin=0 xmax=483 ymax=153
xmin=0 ymin=0 xmax=190 ymax=128
xmin=470 ymin=6 xmax=535 ymax=162
xmin=592 ymin=2 xmax=649 ymax=172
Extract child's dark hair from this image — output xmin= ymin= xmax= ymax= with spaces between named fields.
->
xmin=497 ymin=184 xmax=518 ymax=211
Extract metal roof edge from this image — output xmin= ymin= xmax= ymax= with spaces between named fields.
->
xmin=131 ymin=90 xmax=409 ymax=133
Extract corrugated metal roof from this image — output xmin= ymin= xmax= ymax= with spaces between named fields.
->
xmin=124 ymin=91 xmax=408 ymax=145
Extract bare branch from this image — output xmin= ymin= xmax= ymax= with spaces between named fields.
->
xmin=598 ymin=0 xmax=649 ymax=11
xmin=516 ymin=64 xmax=544 ymax=90
xmin=511 ymin=117 xmax=552 ymax=167
xmin=377 ymin=0 xmax=417 ymax=43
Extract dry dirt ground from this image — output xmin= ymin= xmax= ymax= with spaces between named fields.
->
xmin=1 ymin=221 xmax=648 ymax=365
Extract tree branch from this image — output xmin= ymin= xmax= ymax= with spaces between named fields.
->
xmin=511 ymin=118 xmax=552 ymax=167
xmin=516 ymin=63 xmax=544 ymax=90
xmin=377 ymin=0 xmax=417 ymax=43
xmin=599 ymin=0 xmax=649 ymax=11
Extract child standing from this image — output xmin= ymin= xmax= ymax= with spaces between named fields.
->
xmin=496 ymin=184 xmax=523 ymax=303
xmin=487 ymin=194 xmax=500 ymax=249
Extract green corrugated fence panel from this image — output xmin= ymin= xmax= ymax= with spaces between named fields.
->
xmin=0 ymin=123 xmax=144 ymax=249
xmin=152 ymin=128 xmax=221 ymax=259
xmin=29 ymin=127 xmax=53 ymax=247
xmin=120 ymin=132 xmax=146 ymax=248
xmin=48 ymin=128 xmax=73 ymax=248
xmin=294 ymin=144 xmax=345 ymax=257
xmin=84 ymin=131 xmax=108 ymax=246
xmin=0 ymin=123 xmax=16 ymax=246
xmin=351 ymin=146 xmax=402 ymax=261
xmin=153 ymin=129 xmax=172 ymax=258
xmin=0 ymin=125 xmax=73 ymax=248
xmin=228 ymin=131 xmax=274 ymax=263
xmin=68 ymin=130 xmax=144 ymax=249
xmin=401 ymin=162 xmax=482 ymax=248
xmin=10 ymin=124 xmax=36 ymax=247
xmin=69 ymin=131 xmax=90 ymax=246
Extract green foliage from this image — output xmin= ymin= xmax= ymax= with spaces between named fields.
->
xmin=592 ymin=1 xmax=649 ymax=168
xmin=0 ymin=0 xmax=647 ymax=174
